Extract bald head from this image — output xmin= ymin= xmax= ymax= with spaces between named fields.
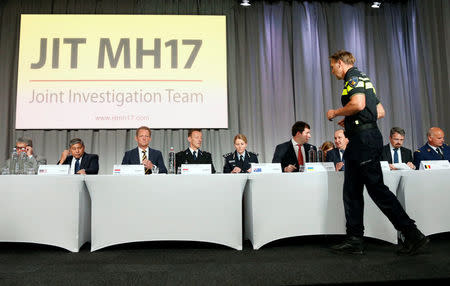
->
xmin=427 ymin=127 xmax=445 ymax=147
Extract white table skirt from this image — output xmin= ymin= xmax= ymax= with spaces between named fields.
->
xmin=85 ymin=174 xmax=247 ymax=251
xmin=244 ymin=171 xmax=401 ymax=249
xmin=0 ymin=175 xmax=90 ymax=252
xmin=397 ymin=169 xmax=450 ymax=237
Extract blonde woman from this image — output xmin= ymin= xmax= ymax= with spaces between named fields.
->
xmin=223 ymin=134 xmax=258 ymax=173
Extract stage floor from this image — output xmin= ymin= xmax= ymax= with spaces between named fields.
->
xmin=1 ymin=233 xmax=450 ymax=285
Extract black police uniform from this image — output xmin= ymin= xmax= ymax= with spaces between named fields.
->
xmin=340 ymin=67 xmax=417 ymax=237
xmin=223 ymin=150 xmax=258 ymax=173
xmin=175 ymin=148 xmax=216 ymax=174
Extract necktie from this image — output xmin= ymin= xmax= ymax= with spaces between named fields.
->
xmin=436 ymin=147 xmax=444 ymax=159
xmin=74 ymin=158 xmax=80 ymax=173
xmin=142 ymin=150 xmax=151 ymax=174
xmin=340 ymin=149 xmax=345 ymax=171
xmin=393 ymin=148 xmax=399 ymax=163
xmin=240 ymin=155 xmax=244 ymax=163
xmin=297 ymin=144 xmax=304 ymax=166
xmin=193 ymin=151 xmax=197 ymax=160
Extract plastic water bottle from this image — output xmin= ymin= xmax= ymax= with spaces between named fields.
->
xmin=168 ymin=147 xmax=176 ymax=174
xmin=308 ymin=149 xmax=317 ymax=163
xmin=10 ymin=148 xmax=18 ymax=174
xmin=317 ymin=149 xmax=324 ymax=162
xmin=17 ymin=151 xmax=27 ymax=174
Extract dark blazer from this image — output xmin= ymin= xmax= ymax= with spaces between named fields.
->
xmin=326 ymin=148 xmax=344 ymax=167
xmin=272 ymin=140 xmax=317 ymax=172
xmin=380 ymin=144 xmax=413 ymax=164
xmin=121 ymin=147 xmax=167 ymax=174
xmin=175 ymin=148 xmax=216 ymax=174
xmin=223 ymin=150 xmax=258 ymax=173
xmin=413 ymin=143 xmax=450 ymax=169
xmin=59 ymin=152 xmax=99 ymax=174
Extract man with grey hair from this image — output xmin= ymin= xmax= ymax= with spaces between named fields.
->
xmin=380 ymin=127 xmax=415 ymax=170
xmin=58 ymin=138 xmax=99 ymax=174
xmin=2 ymin=137 xmax=41 ymax=173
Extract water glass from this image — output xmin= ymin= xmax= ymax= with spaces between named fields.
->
xmin=1 ymin=167 xmax=10 ymax=175
xmin=151 ymin=165 xmax=159 ymax=174
xmin=26 ymin=166 xmax=36 ymax=175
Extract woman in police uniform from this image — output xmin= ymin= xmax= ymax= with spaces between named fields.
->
xmin=223 ymin=134 xmax=258 ymax=173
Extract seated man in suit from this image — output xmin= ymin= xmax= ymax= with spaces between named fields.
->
xmin=58 ymin=138 xmax=99 ymax=174
xmin=122 ymin=126 xmax=167 ymax=174
xmin=272 ymin=121 xmax=317 ymax=172
xmin=326 ymin=129 xmax=348 ymax=171
xmin=413 ymin=127 xmax=450 ymax=169
xmin=175 ymin=129 xmax=216 ymax=173
xmin=2 ymin=137 xmax=40 ymax=173
xmin=380 ymin=127 xmax=415 ymax=170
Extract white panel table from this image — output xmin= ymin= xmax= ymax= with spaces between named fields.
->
xmin=244 ymin=171 xmax=401 ymax=249
xmin=0 ymin=175 xmax=90 ymax=252
xmin=397 ymin=169 xmax=450 ymax=237
xmin=85 ymin=174 xmax=247 ymax=251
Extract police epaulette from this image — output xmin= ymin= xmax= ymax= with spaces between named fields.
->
xmin=249 ymin=151 xmax=259 ymax=156
xmin=223 ymin=152 xmax=233 ymax=158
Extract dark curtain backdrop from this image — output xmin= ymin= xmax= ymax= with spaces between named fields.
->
xmin=1 ymin=0 xmax=449 ymax=173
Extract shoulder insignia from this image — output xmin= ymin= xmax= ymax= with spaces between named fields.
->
xmin=348 ymin=76 xmax=359 ymax=88
xmin=249 ymin=151 xmax=259 ymax=157
xmin=223 ymin=152 xmax=233 ymax=158
xmin=427 ymin=149 xmax=431 ymax=152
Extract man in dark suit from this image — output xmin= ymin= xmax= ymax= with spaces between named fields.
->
xmin=58 ymin=138 xmax=99 ymax=174
xmin=122 ymin=126 xmax=167 ymax=174
xmin=272 ymin=121 xmax=317 ymax=172
xmin=175 ymin=129 xmax=216 ymax=173
xmin=380 ymin=127 xmax=415 ymax=170
xmin=326 ymin=129 xmax=349 ymax=171
xmin=413 ymin=127 xmax=450 ymax=169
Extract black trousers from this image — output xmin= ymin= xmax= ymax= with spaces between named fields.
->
xmin=343 ymin=128 xmax=416 ymax=237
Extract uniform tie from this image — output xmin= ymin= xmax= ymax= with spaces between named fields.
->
xmin=297 ymin=144 xmax=304 ymax=166
xmin=74 ymin=158 xmax=80 ymax=173
xmin=193 ymin=150 xmax=197 ymax=160
xmin=239 ymin=155 xmax=244 ymax=163
xmin=340 ymin=149 xmax=345 ymax=171
xmin=393 ymin=148 xmax=399 ymax=163
xmin=142 ymin=150 xmax=151 ymax=174
xmin=436 ymin=147 xmax=444 ymax=159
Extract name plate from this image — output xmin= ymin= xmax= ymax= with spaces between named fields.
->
xmin=181 ymin=164 xmax=211 ymax=175
xmin=419 ymin=160 xmax=450 ymax=170
xmin=304 ymin=162 xmax=335 ymax=172
xmin=38 ymin=165 xmax=70 ymax=175
xmin=113 ymin=164 xmax=145 ymax=175
xmin=380 ymin=161 xmax=391 ymax=171
xmin=392 ymin=163 xmax=412 ymax=170
xmin=250 ymin=163 xmax=282 ymax=174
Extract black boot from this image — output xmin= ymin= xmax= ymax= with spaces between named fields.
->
xmin=331 ymin=236 xmax=364 ymax=255
xmin=397 ymin=228 xmax=429 ymax=256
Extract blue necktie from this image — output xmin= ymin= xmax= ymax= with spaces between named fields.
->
xmin=340 ymin=149 xmax=345 ymax=171
xmin=393 ymin=148 xmax=399 ymax=163
xmin=193 ymin=151 xmax=197 ymax=160
xmin=74 ymin=158 xmax=80 ymax=173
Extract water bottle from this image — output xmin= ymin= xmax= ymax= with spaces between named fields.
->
xmin=10 ymin=148 xmax=18 ymax=174
xmin=168 ymin=147 xmax=176 ymax=174
xmin=317 ymin=149 xmax=324 ymax=162
xmin=17 ymin=151 xmax=27 ymax=174
xmin=308 ymin=148 xmax=317 ymax=163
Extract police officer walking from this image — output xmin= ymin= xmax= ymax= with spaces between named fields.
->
xmin=326 ymin=50 xmax=428 ymax=255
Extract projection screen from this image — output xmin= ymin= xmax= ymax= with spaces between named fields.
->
xmin=16 ymin=15 xmax=227 ymax=129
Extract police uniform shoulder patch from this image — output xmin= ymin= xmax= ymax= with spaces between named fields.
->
xmin=249 ymin=151 xmax=259 ymax=157
xmin=223 ymin=152 xmax=233 ymax=158
xmin=348 ymin=76 xmax=359 ymax=88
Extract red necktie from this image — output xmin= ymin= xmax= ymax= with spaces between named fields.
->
xmin=297 ymin=144 xmax=304 ymax=166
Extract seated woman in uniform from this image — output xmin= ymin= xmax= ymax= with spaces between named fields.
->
xmin=223 ymin=134 xmax=259 ymax=173
xmin=320 ymin=141 xmax=335 ymax=161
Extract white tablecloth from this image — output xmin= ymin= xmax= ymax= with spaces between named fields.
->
xmin=244 ymin=171 xmax=401 ymax=249
xmin=85 ymin=174 xmax=247 ymax=251
xmin=0 ymin=175 xmax=90 ymax=252
xmin=397 ymin=169 xmax=450 ymax=236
